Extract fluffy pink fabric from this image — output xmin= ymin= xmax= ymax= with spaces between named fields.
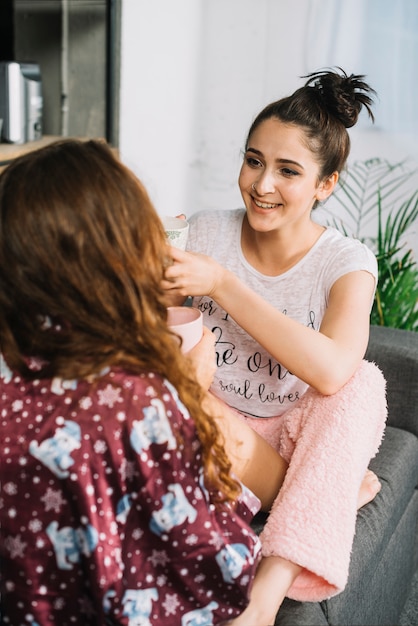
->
xmin=243 ymin=360 xmax=387 ymax=601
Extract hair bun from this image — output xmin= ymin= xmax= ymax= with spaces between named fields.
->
xmin=303 ymin=67 xmax=376 ymax=128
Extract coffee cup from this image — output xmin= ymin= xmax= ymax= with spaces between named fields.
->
xmin=167 ymin=306 xmax=203 ymax=353
xmin=162 ymin=216 xmax=189 ymax=250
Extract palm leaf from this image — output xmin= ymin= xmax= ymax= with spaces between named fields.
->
xmin=332 ymin=158 xmax=417 ymax=237
xmin=323 ymin=158 xmax=418 ymax=331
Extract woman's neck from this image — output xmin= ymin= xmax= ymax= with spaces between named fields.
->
xmin=241 ymin=216 xmax=325 ymax=277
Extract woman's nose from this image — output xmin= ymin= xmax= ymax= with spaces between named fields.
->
xmin=253 ymin=170 xmax=276 ymax=195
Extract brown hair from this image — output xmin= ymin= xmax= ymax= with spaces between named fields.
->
xmin=0 ymin=139 xmax=240 ymax=503
xmin=245 ymin=67 xmax=376 ymax=182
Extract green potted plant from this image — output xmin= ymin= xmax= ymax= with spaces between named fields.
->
xmin=321 ymin=158 xmax=418 ymax=331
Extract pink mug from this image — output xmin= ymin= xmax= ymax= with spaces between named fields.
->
xmin=167 ymin=306 xmax=203 ymax=353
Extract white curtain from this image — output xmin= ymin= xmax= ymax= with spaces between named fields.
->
xmin=362 ymin=0 xmax=418 ymax=134
xmin=305 ymin=0 xmax=418 ymax=135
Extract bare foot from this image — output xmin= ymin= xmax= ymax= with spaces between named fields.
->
xmin=357 ymin=469 xmax=381 ymax=509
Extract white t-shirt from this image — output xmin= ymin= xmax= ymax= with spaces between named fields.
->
xmin=187 ymin=208 xmax=378 ymax=419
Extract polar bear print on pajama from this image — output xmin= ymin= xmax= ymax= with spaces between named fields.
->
xmin=130 ymin=398 xmax=177 ymax=454
xmin=29 ymin=419 xmax=81 ymax=478
xmin=215 ymin=543 xmax=254 ymax=584
xmin=116 ymin=493 xmax=133 ymax=524
xmin=150 ymin=483 xmax=197 ymax=537
xmin=50 ymin=376 xmax=78 ymax=396
xmin=181 ymin=601 xmax=219 ymax=626
xmin=46 ymin=521 xmax=98 ymax=570
xmin=122 ymin=588 xmax=158 ymax=626
xmin=0 ymin=354 xmax=13 ymax=383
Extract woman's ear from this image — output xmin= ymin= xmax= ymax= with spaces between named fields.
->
xmin=316 ymin=171 xmax=339 ymax=202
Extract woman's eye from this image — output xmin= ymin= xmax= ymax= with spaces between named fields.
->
xmin=280 ymin=167 xmax=299 ymax=177
xmin=245 ymin=156 xmax=262 ymax=168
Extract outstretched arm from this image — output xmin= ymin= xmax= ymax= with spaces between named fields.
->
xmin=162 ymin=247 xmax=375 ymax=394
xmin=227 ymin=556 xmax=302 ymax=626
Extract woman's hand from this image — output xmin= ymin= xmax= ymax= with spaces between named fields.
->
xmin=185 ymin=326 xmax=217 ymax=390
xmin=162 ymin=246 xmax=226 ymax=299
xmin=226 ymin=556 xmax=302 ymax=626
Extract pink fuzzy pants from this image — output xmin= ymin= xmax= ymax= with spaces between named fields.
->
xmin=241 ymin=360 xmax=387 ymax=601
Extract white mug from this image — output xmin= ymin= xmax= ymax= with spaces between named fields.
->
xmin=162 ymin=216 xmax=189 ymax=251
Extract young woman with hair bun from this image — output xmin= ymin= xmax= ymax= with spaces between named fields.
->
xmin=164 ymin=68 xmax=387 ymax=624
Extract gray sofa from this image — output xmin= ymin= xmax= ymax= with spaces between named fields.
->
xmin=257 ymin=325 xmax=418 ymax=626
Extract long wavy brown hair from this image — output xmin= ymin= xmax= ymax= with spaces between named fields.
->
xmin=0 ymin=139 xmax=240 ymax=504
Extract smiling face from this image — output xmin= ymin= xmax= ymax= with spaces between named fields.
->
xmin=238 ymin=118 xmax=337 ymax=234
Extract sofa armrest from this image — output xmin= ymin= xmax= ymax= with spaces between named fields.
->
xmin=365 ymin=325 xmax=418 ymax=438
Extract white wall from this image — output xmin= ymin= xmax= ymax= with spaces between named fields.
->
xmin=119 ymin=0 xmax=324 ymax=216
xmin=119 ymin=0 xmax=202 ymax=215
xmin=119 ymin=0 xmax=417 ymax=253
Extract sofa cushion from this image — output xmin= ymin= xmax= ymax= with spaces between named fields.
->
xmin=323 ymin=426 xmax=418 ymax=623
xmin=366 ymin=326 xmax=418 ymax=438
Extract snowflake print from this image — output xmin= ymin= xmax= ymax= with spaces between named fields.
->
xmin=194 ymin=488 xmax=204 ymax=501
xmin=156 ymin=574 xmax=167 ymax=587
xmin=3 ymin=482 xmax=17 ymax=495
xmin=12 ymin=399 xmax=23 ymax=412
xmin=125 ymin=461 xmax=137 ymax=479
xmin=149 ymin=549 xmax=169 ymax=567
xmin=209 ymin=531 xmax=224 ymax=551
xmin=145 ymin=385 xmax=158 ymax=398
xmin=27 ymin=356 xmax=45 ymax=370
xmin=79 ymin=396 xmax=93 ymax=410
xmin=94 ymin=439 xmax=107 ymax=454
xmin=53 ymin=597 xmax=65 ymax=610
xmin=185 ymin=534 xmax=199 ymax=546
xmin=119 ymin=459 xmax=136 ymax=481
xmin=162 ymin=593 xmax=180 ymax=616
xmin=97 ymin=384 xmax=122 ymax=408
xmin=41 ymin=487 xmax=66 ymax=512
xmin=28 ymin=519 xmax=43 ymax=533
xmin=79 ymin=463 xmax=89 ymax=475
xmin=78 ymin=595 xmax=95 ymax=617
xmin=113 ymin=547 xmax=122 ymax=565
xmin=4 ymin=534 xmax=27 ymax=558
xmin=132 ymin=527 xmax=144 ymax=540
xmin=8 ymin=508 xmax=17 ymax=518
xmin=195 ymin=573 xmax=205 ymax=583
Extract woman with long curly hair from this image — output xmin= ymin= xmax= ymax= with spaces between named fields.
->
xmin=0 ymin=139 xmax=287 ymax=626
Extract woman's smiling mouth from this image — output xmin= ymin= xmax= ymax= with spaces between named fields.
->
xmin=254 ymin=198 xmax=280 ymax=209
